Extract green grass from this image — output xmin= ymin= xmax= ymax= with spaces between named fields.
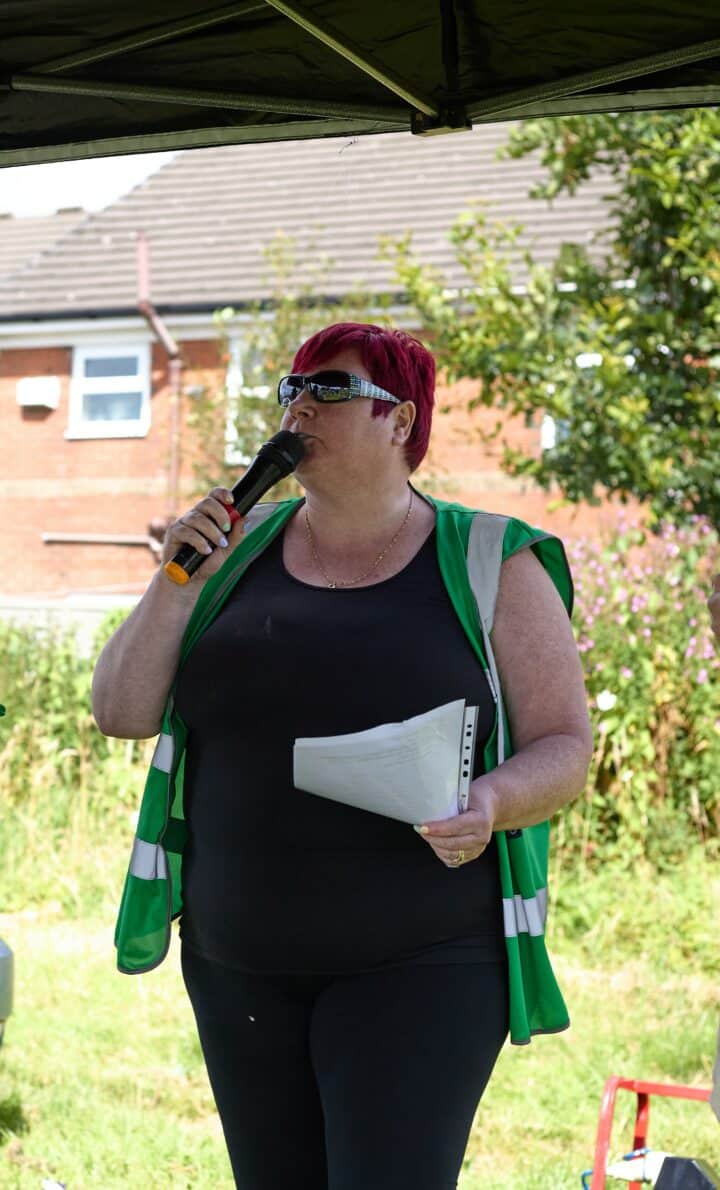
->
xmin=0 ymin=912 xmax=232 ymax=1188
xmin=0 ymin=856 xmax=718 ymax=1188
xmin=462 ymin=955 xmax=718 ymax=1188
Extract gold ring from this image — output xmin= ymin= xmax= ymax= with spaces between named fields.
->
xmin=451 ymin=849 xmax=465 ymax=866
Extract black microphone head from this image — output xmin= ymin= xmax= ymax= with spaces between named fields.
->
xmin=261 ymin=430 xmax=306 ymax=475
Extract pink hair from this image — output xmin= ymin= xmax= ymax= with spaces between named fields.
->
xmin=291 ymin=322 xmax=435 ymax=473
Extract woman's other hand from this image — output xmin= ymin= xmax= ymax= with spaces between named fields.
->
xmin=414 ymin=777 xmax=498 ymax=868
xmin=162 ymin=488 xmax=246 ymax=583
xmin=415 ymin=546 xmax=592 ymax=861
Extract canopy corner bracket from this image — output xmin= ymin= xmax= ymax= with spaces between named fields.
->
xmin=411 ymin=106 xmax=472 ymax=136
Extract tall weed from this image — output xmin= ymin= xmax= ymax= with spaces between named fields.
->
xmin=0 ymin=519 xmax=718 ymax=914
xmin=0 ymin=614 xmax=153 ymax=914
xmin=559 ymin=516 xmax=720 ymax=869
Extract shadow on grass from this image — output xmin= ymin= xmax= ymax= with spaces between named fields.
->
xmin=0 ymin=1092 xmax=28 ymax=1143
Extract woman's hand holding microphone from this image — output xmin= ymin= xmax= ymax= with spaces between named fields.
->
xmin=91 ymin=485 xmax=247 ymax=738
xmin=161 ymin=430 xmax=305 ymax=586
xmin=161 ymin=488 xmax=246 ymax=585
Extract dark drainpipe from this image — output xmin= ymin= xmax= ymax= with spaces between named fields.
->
xmin=136 ymin=230 xmax=182 ymax=522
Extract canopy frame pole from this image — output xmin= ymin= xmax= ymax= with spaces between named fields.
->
xmin=410 ymin=0 xmax=470 ymax=135
xmin=28 ymin=2 xmax=266 ymax=75
xmin=467 ymin=36 xmax=720 ymax=120
xmin=9 ymin=75 xmax=408 ymax=124
xmin=492 ymin=87 xmax=720 ymax=119
xmin=440 ymin=0 xmax=460 ymax=101
xmin=0 ymin=117 xmax=396 ymax=168
xmin=260 ymin=0 xmax=439 ymax=117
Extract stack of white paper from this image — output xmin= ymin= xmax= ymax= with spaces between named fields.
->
xmin=293 ymin=699 xmax=477 ymax=825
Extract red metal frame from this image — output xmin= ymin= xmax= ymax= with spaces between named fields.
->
xmin=590 ymin=1076 xmax=711 ymax=1190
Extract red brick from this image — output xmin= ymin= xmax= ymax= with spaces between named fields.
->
xmin=1 ymin=339 xmax=633 ymax=597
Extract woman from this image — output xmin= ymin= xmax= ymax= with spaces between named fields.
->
xmin=93 ymin=322 xmax=592 ymax=1190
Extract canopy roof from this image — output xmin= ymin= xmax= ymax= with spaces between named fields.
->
xmin=2 ymin=2 xmax=720 ymax=167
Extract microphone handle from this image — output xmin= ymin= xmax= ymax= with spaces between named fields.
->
xmin=164 ymin=459 xmax=285 ymax=585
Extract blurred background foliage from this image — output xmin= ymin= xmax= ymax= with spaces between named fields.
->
xmin=385 ymin=108 xmax=720 ymax=529
xmin=1 ymin=516 xmax=716 ymax=917
xmin=559 ymin=515 xmax=719 ymax=871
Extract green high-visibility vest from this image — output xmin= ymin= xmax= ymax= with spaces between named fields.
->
xmin=114 ymin=493 xmax=574 ymax=1045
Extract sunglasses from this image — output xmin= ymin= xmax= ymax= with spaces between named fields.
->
xmin=277 ymin=370 xmax=402 ymax=408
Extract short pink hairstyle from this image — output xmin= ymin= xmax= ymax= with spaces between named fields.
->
xmin=292 ymin=322 xmax=435 ymax=473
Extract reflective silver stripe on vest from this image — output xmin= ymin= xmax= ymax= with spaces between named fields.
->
xmin=129 ymin=838 xmax=168 ymax=881
xmin=466 ymin=512 xmax=508 ymax=635
xmin=503 ymin=887 xmax=548 ymax=938
xmin=151 ymin=732 xmax=174 ymax=774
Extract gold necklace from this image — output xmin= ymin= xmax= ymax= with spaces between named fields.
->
xmin=304 ymin=489 xmax=414 ymax=589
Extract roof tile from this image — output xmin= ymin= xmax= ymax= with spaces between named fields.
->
xmin=0 ymin=125 xmax=615 ymax=320
xmin=0 ymin=208 xmax=88 ymax=281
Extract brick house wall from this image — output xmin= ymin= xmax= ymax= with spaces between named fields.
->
xmin=422 ymin=378 xmax=630 ymax=535
xmin=1 ymin=337 xmax=626 ymax=599
xmin=3 ymin=340 xmax=212 ymax=597
xmin=0 ymin=134 xmax=627 ymax=602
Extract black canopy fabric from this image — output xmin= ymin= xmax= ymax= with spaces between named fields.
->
xmin=2 ymin=2 xmax=720 ymax=167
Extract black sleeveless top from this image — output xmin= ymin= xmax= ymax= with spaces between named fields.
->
xmin=175 ymin=526 xmax=505 ymax=972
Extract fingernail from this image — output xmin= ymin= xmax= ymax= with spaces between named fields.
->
xmin=413 ymin=825 xmax=429 ymax=835
xmin=219 ymin=535 xmax=229 ymax=548
xmin=223 ymin=521 xmax=232 ymax=533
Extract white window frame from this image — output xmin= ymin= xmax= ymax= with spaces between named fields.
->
xmin=224 ymin=337 xmax=271 ymax=467
xmin=66 ymin=344 xmax=151 ymax=439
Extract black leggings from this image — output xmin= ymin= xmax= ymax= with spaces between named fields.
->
xmin=181 ymin=944 xmax=509 ymax=1190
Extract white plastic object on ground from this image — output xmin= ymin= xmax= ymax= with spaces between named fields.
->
xmin=606 ymin=1151 xmax=670 ymax=1183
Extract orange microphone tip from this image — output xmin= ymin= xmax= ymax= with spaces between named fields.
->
xmin=164 ymin=561 xmax=190 ymax=585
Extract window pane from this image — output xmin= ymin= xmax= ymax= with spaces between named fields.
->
xmin=82 ymin=392 xmax=142 ymax=421
xmin=84 ymin=356 xmax=139 ymax=378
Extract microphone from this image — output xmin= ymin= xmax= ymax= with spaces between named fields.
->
xmin=164 ymin=430 xmax=306 ymax=585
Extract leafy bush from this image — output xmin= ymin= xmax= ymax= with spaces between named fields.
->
xmin=0 ymin=522 xmax=718 ymax=914
xmin=558 ymin=515 xmax=720 ymax=869
xmin=0 ymin=612 xmax=153 ymax=913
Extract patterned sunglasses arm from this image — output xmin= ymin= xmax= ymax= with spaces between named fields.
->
xmin=353 ymin=376 xmax=402 ymax=404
